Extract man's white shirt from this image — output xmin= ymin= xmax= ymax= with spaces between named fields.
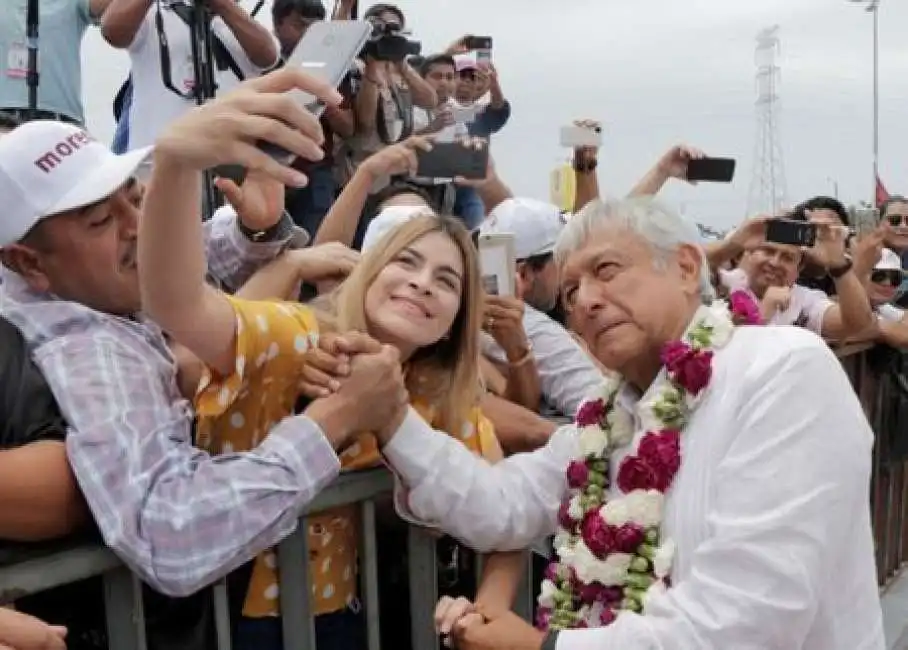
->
xmin=384 ymin=325 xmax=883 ymax=649
xmin=124 ymin=3 xmax=276 ymax=152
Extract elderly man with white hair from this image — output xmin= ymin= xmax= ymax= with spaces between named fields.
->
xmin=374 ymin=197 xmax=883 ymax=650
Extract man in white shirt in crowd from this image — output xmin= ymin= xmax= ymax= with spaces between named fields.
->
xmin=375 ymin=197 xmax=883 ymax=650
xmin=709 ymin=214 xmax=874 ymax=339
xmin=479 ymin=198 xmax=603 ymax=417
xmin=0 ymin=0 xmax=111 ymax=125
xmin=101 ymin=0 xmax=278 ymax=154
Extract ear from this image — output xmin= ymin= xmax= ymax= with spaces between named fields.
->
xmin=0 ymin=244 xmax=51 ymax=294
xmin=675 ymin=243 xmax=704 ymax=297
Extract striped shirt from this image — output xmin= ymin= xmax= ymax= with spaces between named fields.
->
xmin=0 ymin=207 xmax=341 ymax=597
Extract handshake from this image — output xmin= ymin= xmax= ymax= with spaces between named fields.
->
xmin=301 ymin=331 xmax=410 ymax=451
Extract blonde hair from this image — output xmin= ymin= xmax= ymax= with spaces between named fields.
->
xmin=318 ymin=215 xmax=483 ymax=436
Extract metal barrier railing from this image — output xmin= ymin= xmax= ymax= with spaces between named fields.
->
xmin=0 ymin=468 xmax=549 ymax=650
xmin=2 ymin=345 xmax=906 ymax=645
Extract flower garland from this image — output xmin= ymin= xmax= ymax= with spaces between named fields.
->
xmin=536 ymin=292 xmax=762 ymax=631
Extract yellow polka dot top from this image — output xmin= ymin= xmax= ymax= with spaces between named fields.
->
xmin=195 ymin=295 xmax=501 ymax=618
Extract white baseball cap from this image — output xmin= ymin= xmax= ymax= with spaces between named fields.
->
xmin=875 ymin=248 xmax=902 ymax=271
xmin=361 ymin=205 xmax=434 ymax=252
xmin=0 ymin=120 xmax=152 ymax=246
xmin=479 ymin=198 xmax=567 ymax=260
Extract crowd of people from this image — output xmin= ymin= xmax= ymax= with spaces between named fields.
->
xmin=0 ymin=1 xmax=901 ymax=650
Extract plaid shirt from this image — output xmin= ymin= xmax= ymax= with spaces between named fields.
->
xmin=0 ymin=207 xmax=341 ymax=597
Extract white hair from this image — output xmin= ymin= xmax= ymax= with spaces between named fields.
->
xmin=555 ymin=197 xmax=716 ymax=303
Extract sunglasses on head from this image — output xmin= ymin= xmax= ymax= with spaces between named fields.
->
xmin=871 ymin=269 xmax=903 ymax=287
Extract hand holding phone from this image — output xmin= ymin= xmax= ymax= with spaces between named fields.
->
xmin=477 ymin=233 xmax=516 ymax=297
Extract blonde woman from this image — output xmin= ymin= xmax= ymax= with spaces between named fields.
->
xmin=140 ymin=175 xmax=523 ymax=648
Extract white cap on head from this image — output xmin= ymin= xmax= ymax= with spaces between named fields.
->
xmin=361 ymin=205 xmax=435 ymax=252
xmin=479 ymin=198 xmax=567 ymax=260
xmin=0 ymin=120 xmax=152 ymax=246
xmin=876 ymin=248 xmax=902 ymax=271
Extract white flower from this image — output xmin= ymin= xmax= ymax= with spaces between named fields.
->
xmin=642 ymin=580 xmax=667 ymax=613
xmin=606 ymin=407 xmax=635 ymax=448
xmin=595 ymin=375 xmax=622 ymax=402
xmin=537 ymin=578 xmax=558 ymax=609
xmin=699 ymin=301 xmax=733 ymax=348
xmin=599 ymin=499 xmax=631 ymax=527
xmin=577 ymin=604 xmax=592 ymax=626
xmin=579 ymin=424 xmax=609 ymax=457
xmin=553 ymin=529 xmax=572 ymax=552
xmin=569 ymin=541 xmax=632 ymax=586
xmin=585 ymin=601 xmax=605 ymax=627
xmin=652 ymin=538 xmax=676 ymax=579
xmin=622 ymin=489 xmax=664 ymax=528
xmin=567 ymin=494 xmax=583 ymax=521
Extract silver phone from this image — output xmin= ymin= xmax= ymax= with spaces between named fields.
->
xmin=261 ymin=20 xmax=372 ymax=161
xmin=477 ymin=233 xmax=516 ymax=297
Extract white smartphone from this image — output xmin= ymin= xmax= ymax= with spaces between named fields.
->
xmin=559 ymin=125 xmax=602 ymax=149
xmin=477 ymin=233 xmax=516 ymax=297
xmin=261 ymin=20 xmax=372 ymax=161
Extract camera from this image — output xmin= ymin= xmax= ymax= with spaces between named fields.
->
xmin=361 ymin=20 xmax=421 ymax=63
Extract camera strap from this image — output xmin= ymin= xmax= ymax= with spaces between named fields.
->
xmin=154 ymin=0 xmax=246 ymax=101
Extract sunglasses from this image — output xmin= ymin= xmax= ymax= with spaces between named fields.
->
xmin=887 ymin=214 xmax=908 ymax=227
xmin=871 ymin=269 xmax=903 ymax=287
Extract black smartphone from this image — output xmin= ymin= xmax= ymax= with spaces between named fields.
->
xmin=464 ymin=35 xmax=493 ymax=50
xmin=416 ymin=142 xmax=489 ymax=180
xmin=686 ymin=157 xmax=736 ymax=183
xmin=766 ymin=218 xmax=817 ymax=247
xmin=212 ymin=164 xmax=247 ymax=185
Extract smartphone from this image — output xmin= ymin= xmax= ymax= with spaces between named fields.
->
xmin=766 ymin=218 xmax=817 ymax=247
xmin=212 ymin=164 xmax=247 ymax=185
xmin=560 ymin=125 xmax=602 ymax=148
xmin=464 ymin=36 xmax=492 ymax=67
xmin=686 ymin=157 xmax=736 ymax=183
xmin=259 ymin=20 xmax=372 ymax=161
xmin=415 ymin=141 xmax=489 ymax=180
xmin=477 ymin=233 xmax=516 ymax=297
xmin=853 ymin=207 xmax=880 ymax=236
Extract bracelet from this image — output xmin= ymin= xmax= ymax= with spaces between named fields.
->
xmin=572 ymin=159 xmax=598 ymax=174
xmin=238 ymin=210 xmax=294 ymax=244
xmin=508 ymin=343 xmax=535 ymax=367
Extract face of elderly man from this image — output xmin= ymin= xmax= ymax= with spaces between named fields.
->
xmin=559 ymin=203 xmax=706 ymax=389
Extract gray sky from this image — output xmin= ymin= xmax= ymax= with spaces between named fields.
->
xmin=81 ymin=0 xmax=908 ymax=230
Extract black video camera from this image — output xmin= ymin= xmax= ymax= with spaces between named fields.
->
xmin=361 ymin=20 xmax=421 ymax=63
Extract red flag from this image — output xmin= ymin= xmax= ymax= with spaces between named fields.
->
xmin=876 ymin=176 xmax=891 ymax=208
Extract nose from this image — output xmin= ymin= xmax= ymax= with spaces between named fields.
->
xmin=407 ymin=267 xmax=434 ymax=295
xmin=574 ymin=277 xmax=605 ymax=318
xmin=114 ymin=192 xmax=139 ymax=240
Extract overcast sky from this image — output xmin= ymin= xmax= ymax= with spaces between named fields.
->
xmin=81 ymin=0 xmax=908 ymax=230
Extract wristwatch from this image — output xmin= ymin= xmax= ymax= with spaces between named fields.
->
xmin=238 ymin=210 xmax=295 ymax=244
xmin=828 ymin=255 xmax=853 ymax=280
xmin=541 ymin=629 xmax=560 ymax=650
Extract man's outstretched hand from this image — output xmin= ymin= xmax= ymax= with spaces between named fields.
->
xmin=451 ymin=609 xmax=544 ymax=650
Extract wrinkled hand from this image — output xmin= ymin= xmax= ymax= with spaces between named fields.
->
xmin=726 ymin=214 xmax=771 ymax=252
xmin=0 ymin=608 xmax=66 ymax=650
xmin=435 ymin=596 xmax=484 ymax=647
xmin=362 ymin=136 xmax=434 ymax=179
xmin=289 ymin=243 xmax=360 ymax=285
xmin=298 ymin=331 xmax=383 ymax=399
xmin=656 ymin=144 xmax=706 ymax=182
xmin=155 ymin=67 xmax=342 ymax=187
xmin=482 ymin=295 xmax=529 ymax=361
xmin=427 ymin=106 xmax=456 ymax=133
xmin=452 ymin=609 xmax=543 ymax=650
xmin=762 ymin=285 xmax=791 ymax=314
xmin=215 ymin=169 xmax=285 ymax=231
xmin=851 ymin=224 xmax=887 ymax=279
xmin=806 ymin=216 xmax=849 ymax=270
xmin=342 ymin=345 xmax=408 ymax=443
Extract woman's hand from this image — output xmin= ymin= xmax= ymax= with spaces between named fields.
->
xmin=435 ymin=596 xmax=483 ymax=647
xmin=0 ymin=608 xmax=66 ymax=650
xmin=215 ymin=170 xmax=285 ymax=232
xmin=289 ymin=243 xmax=360 ymax=285
xmin=298 ymin=332 xmax=384 ymax=399
xmin=482 ymin=296 xmax=529 ymax=362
